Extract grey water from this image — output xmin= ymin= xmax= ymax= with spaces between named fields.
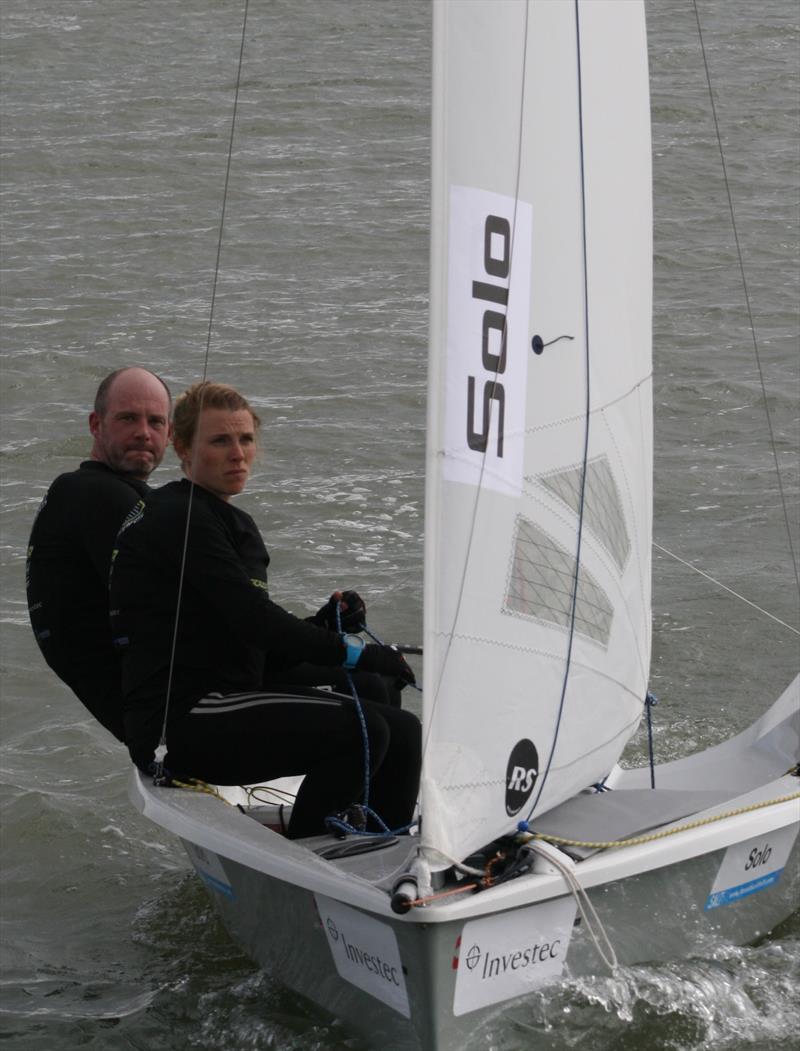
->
xmin=0 ymin=0 xmax=797 ymax=1048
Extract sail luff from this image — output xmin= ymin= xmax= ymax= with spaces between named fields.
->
xmin=421 ymin=0 xmax=449 ymax=763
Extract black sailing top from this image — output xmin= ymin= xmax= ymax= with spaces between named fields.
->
xmin=108 ymin=479 xmax=346 ymax=763
xmin=26 ymin=460 xmax=151 ymax=740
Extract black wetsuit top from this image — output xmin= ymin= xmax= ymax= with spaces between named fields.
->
xmin=109 ymin=479 xmax=346 ymax=767
xmin=26 ymin=461 xmax=150 ymax=741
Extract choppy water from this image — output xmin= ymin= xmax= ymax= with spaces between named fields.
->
xmin=1 ymin=1 xmax=798 ymax=1049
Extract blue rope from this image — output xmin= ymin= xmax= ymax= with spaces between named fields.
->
xmin=329 ymin=603 xmax=412 ymax=838
xmin=517 ymin=696 xmax=659 ymax=837
xmin=335 ymin=602 xmax=371 ymax=811
xmin=324 ymin=807 xmax=414 ymax=839
xmin=325 ymin=601 xmax=420 ymax=837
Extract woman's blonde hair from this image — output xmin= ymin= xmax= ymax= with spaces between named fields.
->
xmin=173 ymin=381 xmax=261 ymax=450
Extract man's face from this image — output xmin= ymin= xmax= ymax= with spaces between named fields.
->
xmin=89 ymin=370 xmax=171 ymax=480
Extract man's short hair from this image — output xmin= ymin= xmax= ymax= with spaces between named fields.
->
xmin=93 ymin=367 xmax=173 ymax=417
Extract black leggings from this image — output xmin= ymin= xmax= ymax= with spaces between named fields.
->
xmin=263 ymin=661 xmax=406 ymax=708
xmin=165 ymin=687 xmax=421 ymax=839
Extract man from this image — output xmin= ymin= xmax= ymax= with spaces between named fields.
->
xmin=26 ymin=367 xmax=172 ymax=740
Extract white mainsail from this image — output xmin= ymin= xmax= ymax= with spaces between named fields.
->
xmin=421 ymin=0 xmax=653 ymax=865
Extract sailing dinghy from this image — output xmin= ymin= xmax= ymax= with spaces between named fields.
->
xmin=130 ymin=2 xmax=800 ymax=1048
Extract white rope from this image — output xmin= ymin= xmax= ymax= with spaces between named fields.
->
xmin=527 ymin=842 xmax=618 ymax=973
xmin=654 ymin=542 xmax=800 ymax=636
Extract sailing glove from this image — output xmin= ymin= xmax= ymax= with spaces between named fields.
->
xmin=309 ymin=590 xmax=366 ymax=632
xmin=356 ymin=643 xmax=416 ymax=687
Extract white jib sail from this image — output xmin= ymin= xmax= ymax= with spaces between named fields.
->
xmin=421 ymin=0 xmax=653 ymax=866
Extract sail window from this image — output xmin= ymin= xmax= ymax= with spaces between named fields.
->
xmin=504 ymin=516 xmax=613 ymax=645
xmin=537 ymin=456 xmax=631 ymax=573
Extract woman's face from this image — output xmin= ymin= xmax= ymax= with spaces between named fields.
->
xmin=176 ymin=407 xmax=257 ymax=501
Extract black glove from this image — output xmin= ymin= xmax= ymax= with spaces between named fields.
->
xmin=311 ymin=590 xmax=366 ymax=632
xmin=356 ymin=643 xmax=416 ymax=687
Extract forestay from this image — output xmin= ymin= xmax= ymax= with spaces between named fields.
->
xmin=421 ymin=0 xmax=653 ymax=866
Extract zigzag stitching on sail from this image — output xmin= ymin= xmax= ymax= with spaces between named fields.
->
xmin=429 ymin=630 xmax=644 ymax=707
xmin=597 ymin=397 xmax=647 ymax=685
xmin=500 ymin=594 xmax=609 ymax=651
xmin=601 ymin=397 xmax=653 ymax=681
xmin=431 ymin=629 xmax=568 ymax=661
xmin=437 ymin=376 xmax=652 ymax=465
xmin=435 ymin=719 xmax=642 ymax=795
xmin=516 ymin=373 xmax=652 ymax=436
xmin=541 ymin=713 xmax=644 ymax=775
xmin=439 ymin=779 xmax=505 ymax=792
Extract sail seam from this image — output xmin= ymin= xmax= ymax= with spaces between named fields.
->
xmin=526 ymin=0 xmax=593 ymax=819
xmin=429 ymin=631 xmax=645 ymax=703
xmin=517 ymin=372 xmax=652 ymax=436
xmin=439 ymin=779 xmax=506 ymax=791
xmin=599 ymin=398 xmax=652 ymax=686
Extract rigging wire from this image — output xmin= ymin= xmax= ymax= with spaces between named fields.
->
xmin=692 ymin=0 xmax=800 ymax=598
xmin=154 ymin=0 xmax=250 ymax=778
xmin=654 ymin=541 xmax=800 ymax=636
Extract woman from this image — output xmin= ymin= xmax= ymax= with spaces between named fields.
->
xmin=109 ymin=381 xmax=420 ymax=838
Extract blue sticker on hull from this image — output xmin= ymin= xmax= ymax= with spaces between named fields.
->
xmin=705 ymin=868 xmax=783 ymax=910
xmin=198 ymin=870 xmax=236 ymax=900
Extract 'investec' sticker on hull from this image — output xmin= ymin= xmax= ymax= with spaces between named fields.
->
xmin=453 ymin=896 xmax=576 ymax=1016
xmin=315 ymin=894 xmax=410 ymax=1018
xmin=705 ymin=823 xmax=799 ymax=911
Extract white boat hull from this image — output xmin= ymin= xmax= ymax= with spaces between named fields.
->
xmin=129 ymin=680 xmax=800 ymax=1051
xmin=171 ymin=811 xmax=798 ymax=1051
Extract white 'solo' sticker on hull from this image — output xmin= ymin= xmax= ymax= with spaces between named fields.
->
xmin=182 ymin=840 xmax=235 ymax=900
xmin=443 ymin=185 xmax=532 ymax=496
xmin=315 ymin=894 xmax=410 ymax=1018
xmin=704 ymin=823 xmax=799 ymax=911
xmin=453 ymin=896 xmax=576 ymax=1016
